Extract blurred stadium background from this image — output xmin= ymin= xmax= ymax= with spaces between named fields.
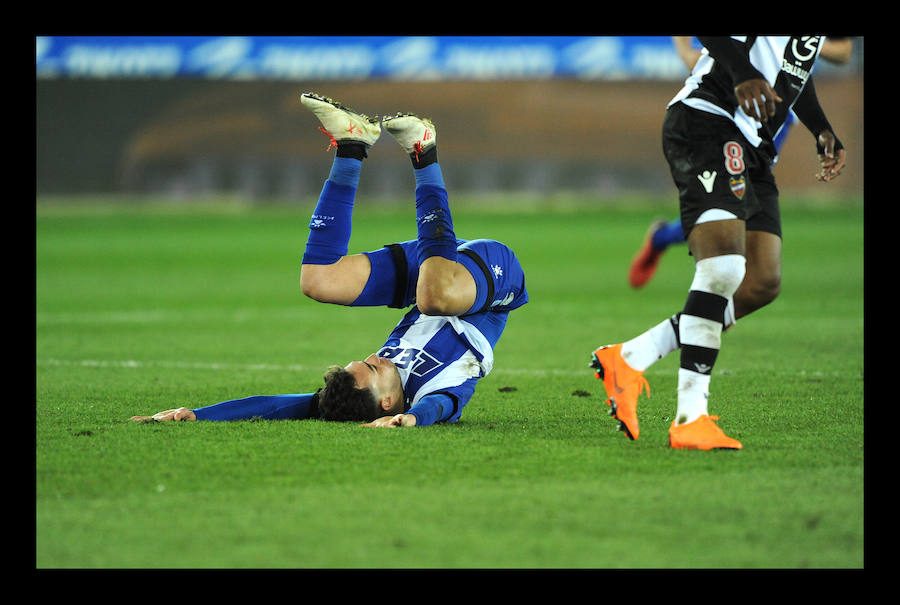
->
xmin=36 ymin=36 xmax=863 ymax=202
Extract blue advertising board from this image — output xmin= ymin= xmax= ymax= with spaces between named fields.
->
xmin=35 ymin=36 xmax=690 ymax=80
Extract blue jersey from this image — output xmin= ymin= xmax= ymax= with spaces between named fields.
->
xmin=368 ymin=238 xmax=528 ymax=425
xmin=192 ymin=238 xmax=527 ymax=425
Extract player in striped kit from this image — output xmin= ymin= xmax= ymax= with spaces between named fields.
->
xmin=591 ymin=36 xmax=846 ymax=449
xmin=131 ymin=93 xmax=527 ymax=428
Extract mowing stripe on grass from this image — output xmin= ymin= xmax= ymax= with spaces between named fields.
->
xmin=37 ymin=357 xmax=846 ymax=379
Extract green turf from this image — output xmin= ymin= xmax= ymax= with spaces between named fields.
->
xmin=35 ymin=195 xmax=864 ymax=568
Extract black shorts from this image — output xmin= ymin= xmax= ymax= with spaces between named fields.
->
xmin=662 ymin=102 xmax=782 ymax=239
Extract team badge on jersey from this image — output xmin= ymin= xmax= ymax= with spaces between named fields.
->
xmin=729 ymin=176 xmax=746 ymax=199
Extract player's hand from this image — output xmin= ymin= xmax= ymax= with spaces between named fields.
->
xmin=734 ymin=78 xmax=782 ymax=122
xmin=815 ymin=130 xmax=846 ymax=182
xmin=131 ymin=407 xmax=197 ymax=422
xmin=362 ymin=414 xmax=417 ymax=428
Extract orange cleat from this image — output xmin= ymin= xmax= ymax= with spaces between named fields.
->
xmin=628 ymin=220 xmax=668 ymax=289
xmin=668 ymin=415 xmax=743 ymax=450
xmin=590 ymin=344 xmax=650 ymax=440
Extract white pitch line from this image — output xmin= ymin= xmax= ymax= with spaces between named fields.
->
xmin=35 ymin=357 xmax=589 ymax=377
xmin=35 ymin=308 xmax=318 ymax=325
xmin=36 ymin=358 xmax=842 ymax=379
xmin=37 ymin=358 xmax=314 ymax=373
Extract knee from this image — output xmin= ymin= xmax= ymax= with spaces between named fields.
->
xmin=299 ymin=265 xmax=333 ymax=303
xmin=758 ymin=272 xmax=782 ymax=303
xmin=740 ymin=271 xmax=781 ymax=310
xmin=415 ymin=256 xmax=464 ymax=316
xmin=415 ymin=282 xmax=454 ymax=316
xmin=300 ymin=276 xmax=323 ymax=302
xmin=691 ymin=254 xmax=747 ymax=298
xmin=733 ymin=265 xmax=781 ymax=318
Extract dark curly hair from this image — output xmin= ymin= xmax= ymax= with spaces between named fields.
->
xmin=318 ymin=365 xmax=380 ymax=422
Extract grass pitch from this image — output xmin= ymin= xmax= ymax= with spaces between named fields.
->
xmin=36 ymin=195 xmax=863 ymax=568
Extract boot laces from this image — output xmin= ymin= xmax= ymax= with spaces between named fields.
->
xmin=412 ymin=127 xmax=432 ymax=163
xmin=317 ymin=126 xmax=338 ymax=152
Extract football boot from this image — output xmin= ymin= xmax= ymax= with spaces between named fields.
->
xmin=590 ymin=343 xmax=650 ymax=440
xmin=382 ymin=112 xmax=437 ymax=161
xmin=628 ymin=219 xmax=668 ymax=289
xmin=668 ymin=414 xmax=743 ymax=450
xmin=300 ymin=92 xmax=381 ymax=149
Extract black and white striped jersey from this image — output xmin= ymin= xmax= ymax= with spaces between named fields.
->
xmin=668 ymin=36 xmax=823 ymax=160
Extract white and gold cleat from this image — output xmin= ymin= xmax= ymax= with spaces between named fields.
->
xmin=382 ymin=112 xmax=437 ymax=158
xmin=300 ymin=92 xmax=381 ymax=148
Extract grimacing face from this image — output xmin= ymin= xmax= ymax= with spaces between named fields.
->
xmin=344 ymin=353 xmax=404 ymax=415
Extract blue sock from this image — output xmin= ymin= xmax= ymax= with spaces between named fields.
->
xmin=414 ymin=163 xmax=445 ymax=189
xmin=328 ymin=156 xmax=362 ymax=188
xmin=301 ymin=152 xmax=364 ymax=265
xmin=415 ymin=168 xmax=456 ymax=266
xmin=651 ymin=219 xmax=685 ymax=251
xmin=302 ymin=178 xmax=355 ymax=265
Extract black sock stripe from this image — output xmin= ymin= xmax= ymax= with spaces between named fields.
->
xmin=411 ymin=145 xmax=438 ymax=169
xmin=459 ymin=248 xmax=494 ymax=313
xmin=384 ymin=243 xmax=409 ymax=309
xmin=682 ymin=290 xmax=728 ymax=324
xmin=670 ymin=313 xmax=681 ymax=348
xmin=336 ymin=141 xmax=368 ymax=160
xmin=680 ymin=344 xmax=719 ymax=374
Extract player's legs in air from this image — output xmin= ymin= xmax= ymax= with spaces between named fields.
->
xmin=298 ymin=93 xmax=384 ymax=306
xmin=381 ymin=111 xmax=477 ymax=316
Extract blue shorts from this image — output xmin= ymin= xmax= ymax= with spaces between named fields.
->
xmin=355 ymin=238 xmax=528 ymax=316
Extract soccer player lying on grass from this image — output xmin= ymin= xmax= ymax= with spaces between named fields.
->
xmin=131 ymin=93 xmax=528 ymax=428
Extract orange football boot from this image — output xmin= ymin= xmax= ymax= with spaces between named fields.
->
xmin=590 ymin=344 xmax=650 ymax=440
xmin=628 ymin=220 xmax=667 ymax=289
xmin=668 ymin=415 xmax=743 ymax=450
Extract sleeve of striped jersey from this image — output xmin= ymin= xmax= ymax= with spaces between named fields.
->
xmin=696 ymin=36 xmax=765 ymax=85
xmin=791 ymin=76 xmax=843 ymax=152
xmin=192 ymin=393 xmax=318 ymax=421
xmin=407 ymin=392 xmax=457 ymax=426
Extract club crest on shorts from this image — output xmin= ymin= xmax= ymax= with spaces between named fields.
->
xmin=729 ymin=176 xmax=746 ymax=199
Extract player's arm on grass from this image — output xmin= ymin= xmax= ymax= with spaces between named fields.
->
xmin=790 ymin=75 xmax=846 ymax=182
xmin=131 ymin=393 xmax=319 ymax=422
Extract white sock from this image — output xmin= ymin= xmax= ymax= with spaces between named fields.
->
xmin=676 ymin=368 xmax=710 ymax=425
xmin=619 ymin=305 xmax=733 ymax=375
xmin=724 ymin=297 xmax=736 ymax=330
xmin=621 ymin=317 xmax=679 ymax=372
xmin=675 ymin=254 xmax=745 ymax=425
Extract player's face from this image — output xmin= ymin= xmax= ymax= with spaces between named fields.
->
xmin=345 ymin=353 xmax=404 ymax=414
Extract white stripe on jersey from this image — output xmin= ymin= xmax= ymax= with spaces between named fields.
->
xmin=411 ymin=350 xmax=482 ymax=406
xmin=381 ymin=312 xmax=496 ymax=407
xmin=447 ymin=316 xmax=494 ymax=376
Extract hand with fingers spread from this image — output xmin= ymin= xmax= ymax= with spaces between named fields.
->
xmin=131 ymin=407 xmax=197 ymax=423
xmin=734 ymin=78 xmax=783 ymax=123
xmin=815 ymin=130 xmax=846 ymax=182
